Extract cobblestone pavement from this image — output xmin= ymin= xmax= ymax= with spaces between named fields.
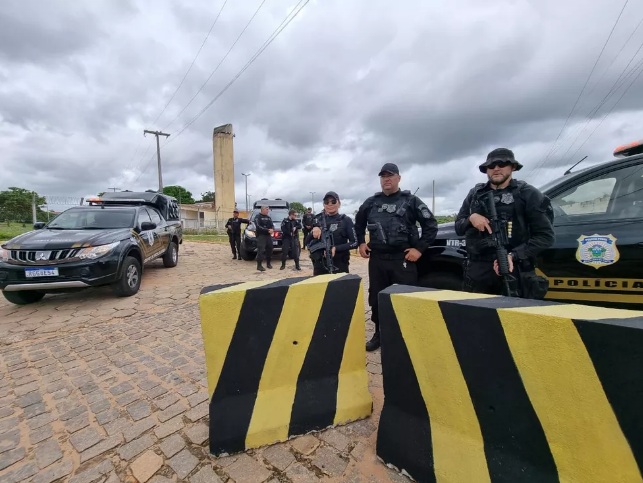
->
xmin=0 ymin=242 xmax=407 ymax=482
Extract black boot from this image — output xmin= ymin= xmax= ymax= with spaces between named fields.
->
xmin=294 ymin=262 xmax=301 ymax=271
xmin=280 ymin=262 xmax=286 ymax=270
xmin=257 ymin=261 xmax=265 ymax=272
xmin=267 ymin=262 xmax=273 ymax=269
xmin=366 ymin=332 xmax=380 ymax=352
xmin=232 ymin=254 xmax=237 ymax=260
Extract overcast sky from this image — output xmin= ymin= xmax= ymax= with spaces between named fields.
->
xmin=2 ymin=0 xmax=643 ymax=216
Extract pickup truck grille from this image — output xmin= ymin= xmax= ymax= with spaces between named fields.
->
xmin=9 ymin=249 xmax=81 ymax=264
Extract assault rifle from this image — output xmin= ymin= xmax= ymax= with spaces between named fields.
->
xmin=485 ymin=191 xmax=520 ymax=297
xmin=319 ymin=213 xmax=336 ymax=274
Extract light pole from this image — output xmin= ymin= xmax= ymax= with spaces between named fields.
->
xmin=241 ymin=173 xmax=251 ymax=212
xmin=310 ymin=191 xmax=316 ymax=213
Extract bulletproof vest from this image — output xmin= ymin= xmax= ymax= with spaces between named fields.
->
xmin=469 ymin=186 xmax=517 ymax=251
xmin=367 ymin=191 xmax=416 ymax=249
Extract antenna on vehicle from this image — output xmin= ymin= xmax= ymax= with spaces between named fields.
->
xmin=564 ymin=155 xmax=587 ymax=175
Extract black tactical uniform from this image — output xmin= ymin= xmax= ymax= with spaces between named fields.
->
xmin=306 ymin=212 xmax=358 ymax=275
xmin=355 ymin=188 xmax=438 ymax=345
xmin=455 ymin=179 xmax=554 ymax=296
xmin=280 ymin=216 xmax=302 ymax=270
xmin=225 ymin=213 xmax=249 ymax=260
xmin=302 ymin=210 xmax=314 ymax=247
xmin=254 ymin=212 xmax=275 ymax=271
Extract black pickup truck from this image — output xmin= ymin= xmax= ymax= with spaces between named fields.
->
xmin=417 ymin=141 xmax=643 ymax=311
xmin=0 ymin=191 xmax=182 ymax=305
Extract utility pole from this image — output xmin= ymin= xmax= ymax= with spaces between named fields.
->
xmin=241 ymin=173 xmax=251 ymax=212
xmin=107 ymin=187 xmax=120 ymax=192
xmin=32 ymin=192 xmax=37 ymax=225
xmin=144 ymin=129 xmax=170 ymax=192
xmin=432 ymin=180 xmax=435 ymax=214
xmin=310 ymin=191 xmax=316 ymax=213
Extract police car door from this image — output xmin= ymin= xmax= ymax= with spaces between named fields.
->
xmin=538 ymin=162 xmax=643 ymax=310
xmin=136 ymin=209 xmax=162 ymax=262
xmin=146 ymin=207 xmax=169 ymax=255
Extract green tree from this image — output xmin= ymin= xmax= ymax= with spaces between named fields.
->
xmin=436 ymin=214 xmax=457 ymax=224
xmin=289 ymin=201 xmax=305 ymax=214
xmin=163 ymin=185 xmax=195 ymax=204
xmin=199 ymin=191 xmax=215 ymax=203
xmin=0 ymin=187 xmax=46 ymax=224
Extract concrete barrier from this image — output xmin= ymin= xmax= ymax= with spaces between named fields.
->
xmin=377 ymin=285 xmax=643 ymax=483
xmin=199 ymin=274 xmax=372 ymax=456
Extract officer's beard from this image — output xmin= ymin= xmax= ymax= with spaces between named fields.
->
xmin=488 ymin=172 xmax=512 ymax=188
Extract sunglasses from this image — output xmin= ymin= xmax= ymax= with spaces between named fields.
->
xmin=486 ymin=161 xmax=513 ymax=170
xmin=323 ymin=199 xmax=338 ymax=205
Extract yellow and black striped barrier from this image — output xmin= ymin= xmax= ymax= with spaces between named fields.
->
xmin=199 ymin=274 xmax=372 ymax=456
xmin=377 ymin=285 xmax=643 ymax=483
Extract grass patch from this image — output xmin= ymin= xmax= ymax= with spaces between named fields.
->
xmin=183 ymin=234 xmax=229 ymax=244
xmin=0 ymin=224 xmax=33 ymax=244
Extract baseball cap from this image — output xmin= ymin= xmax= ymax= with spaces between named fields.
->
xmin=378 ymin=163 xmax=399 ymax=176
xmin=323 ymin=191 xmax=340 ymax=201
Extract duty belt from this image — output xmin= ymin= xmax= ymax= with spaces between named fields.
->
xmin=370 ymin=250 xmax=406 ymax=260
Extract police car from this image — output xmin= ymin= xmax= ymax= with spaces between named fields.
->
xmin=417 ymin=140 xmax=643 ymax=311
xmin=239 ymin=199 xmax=290 ymax=261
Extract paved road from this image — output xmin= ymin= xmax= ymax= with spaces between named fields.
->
xmin=0 ymin=242 xmax=407 ymax=482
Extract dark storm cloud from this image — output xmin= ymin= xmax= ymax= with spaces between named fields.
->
xmin=0 ymin=1 xmax=136 ymax=64
xmin=3 ymin=0 xmax=643 ymax=215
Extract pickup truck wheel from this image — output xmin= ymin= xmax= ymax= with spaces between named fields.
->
xmin=112 ymin=256 xmax=141 ymax=297
xmin=239 ymin=242 xmax=256 ymax=261
xmin=163 ymin=242 xmax=178 ymax=268
xmin=418 ymin=271 xmax=464 ymax=291
xmin=2 ymin=290 xmax=45 ymax=305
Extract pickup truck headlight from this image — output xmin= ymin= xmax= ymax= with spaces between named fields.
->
xmin=245 ymin=229 xmax=256 ymax=238
xmin=0 ymin=248 xmax=9 ymax=262
xmin=77 ymin=242 xmax=119 ymax=260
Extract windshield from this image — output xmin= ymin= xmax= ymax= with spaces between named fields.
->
xmin=251 ymin=209 xmax=291 ymax=228
xmin=48 ymin=209 xmax=136 ymax=229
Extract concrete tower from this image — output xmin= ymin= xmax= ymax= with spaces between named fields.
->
xmin=212 ymin=124 xmax=236 ymax=223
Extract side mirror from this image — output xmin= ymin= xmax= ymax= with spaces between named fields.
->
xmin=141 ymin=221 xmax=157 ymax=231
xmin=33 ymin=222 xmax=46 ymax=230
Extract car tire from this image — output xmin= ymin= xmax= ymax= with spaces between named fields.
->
xmin=163 ymin=242 xmax=178 ymax=268
xmin=112 ymin=256 xmax=142 ymax=297
xmin=418 ymin=271 xmax=464 ymax=291
xmin=239 ymin=242 xmax=256 ymax=261
xmin=2 ymin=290 xmax=45 ymax=305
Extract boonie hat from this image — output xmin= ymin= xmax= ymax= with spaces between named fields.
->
xmin=479 ymin=148 xmax=524 ymax=173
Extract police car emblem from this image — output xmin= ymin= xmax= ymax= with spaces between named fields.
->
xmin=500 ymin=193 xmax=514 ymax=204
xmin=576 ymin=234 xmax=620 ymax=269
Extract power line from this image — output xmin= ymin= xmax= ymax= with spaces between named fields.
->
xmin=151 ymin=0 xmax=229 ymax=126
xmin=131 ymin=0 xmax=310 ymax=185
xmin=169 ymin=0 xmax=310 ymax=143
xmin=161 ymin=0 xmax=268 ymax=132
xmin=565 ymin=56 xmax=643 ymax=163
xmin=556 ymin=38 xmax=643 ymax=163
xmin=531 ymin=0 xmax=629 ymax=178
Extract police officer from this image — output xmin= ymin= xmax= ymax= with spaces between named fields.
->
xmin=254 ymin=205 xmax=275 ymax=272
xmin=302 ymin=207 xmax=314 ymax=248
xmin=307 ymin=191 xmax=358 ymax=275
xmin=280 ymin=209 xmax=303 ymax=271
xmin=355 ymin=164 xmax=438 ymax=351
xmin=225 ymin=209 xmax=249 ymax=260
xmin=455 ymin=148 xmax=554 ymax=296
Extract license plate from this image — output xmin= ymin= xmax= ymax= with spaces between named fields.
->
xmin=25 ymin=268 xmax=59 ymax=278
xmin=272 ymin=240 xmax=278 ymax=246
